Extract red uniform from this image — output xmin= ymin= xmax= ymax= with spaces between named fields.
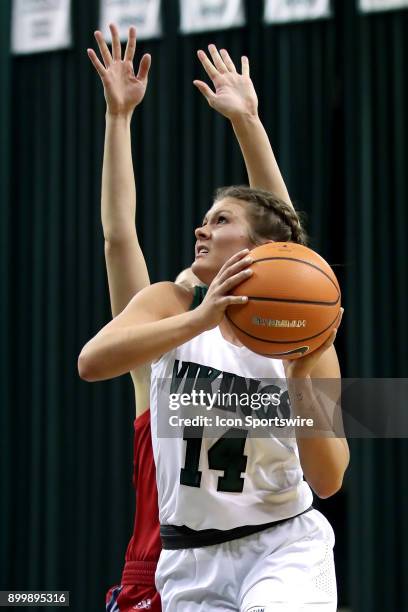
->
xmin=106 ymin=409 xmax=161 ymax=611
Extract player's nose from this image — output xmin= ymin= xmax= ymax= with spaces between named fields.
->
xmin=195 ymin=225 xmax=211 ymax=240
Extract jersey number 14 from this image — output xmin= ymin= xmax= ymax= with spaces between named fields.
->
xmin=180 ymin=426 xmax=248 ymax=493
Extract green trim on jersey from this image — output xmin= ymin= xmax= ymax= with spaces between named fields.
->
xmin=189 ymin=285 xmax=208 ymax=310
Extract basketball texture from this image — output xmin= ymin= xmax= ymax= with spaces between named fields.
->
xmin=227 ymin=242 xmax=341 ymax=359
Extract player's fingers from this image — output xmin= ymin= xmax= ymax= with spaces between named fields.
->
xmin=124 ymin=25 xmax=136 ymax=62
xmin=219 ymin=48 xmax=237 ymax=73
xmin=335 ymin=307 xmax=344 ymax=330
xmin=197 ymin=49 xmax=218 ymax=81
xmin=136 ymin=54 xmax=151 ymax=81
xmin=87 ymin=48 xmax=107 ymax=78
xmin=109 ymin=23 xmax=122 ymax=61
xmin=218 ymin=267 xmax=253 ymax=293
xmin=94 ymin=30 xmax=112 ymax=67
xmin=221 ymin=295 xmax=249 ymax=307
xmin=193 ymin=80 xmax=216 ymax=104
xmin=241 ymin=55 xmax=250 ymax=77
xmin=208 ymin=44 xmax=228 ymax=73
xmin=215 ymin=250 xmax=252 ymax=282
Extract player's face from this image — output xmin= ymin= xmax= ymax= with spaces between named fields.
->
xmin=192 ymin=198 xmax=254 ymax=285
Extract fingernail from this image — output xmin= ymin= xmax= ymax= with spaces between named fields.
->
xmin=241 ymin=296 xmax=248 ymax=302
xmin=244 ymin=257 xmax=253 ymax=264
xmin=244 ymin=269 xmax=252 ymax=275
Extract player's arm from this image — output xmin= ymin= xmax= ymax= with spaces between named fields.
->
xmin=88 ymin=24 xmax=151 ymax=311
xmin=194 ymin=46 xmax=292 ymax=207
xmin=78 ymin=251 xmax=252 ymax=381
xmin=284 ymin=316 xmax=350 ymax=500
xmin=88 ymin=24 xmax=152 ymax=405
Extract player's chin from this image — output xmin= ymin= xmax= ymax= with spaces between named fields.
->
xmin=191 ymin=257 xmax=215 ymax=286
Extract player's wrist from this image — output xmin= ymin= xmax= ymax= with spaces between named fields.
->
xmin=229 ymin=108 xmax=259 ymax=126
xmin=105 ymin=108 xmax=134 ymax=123
xmin=188 ymin=304 xmax=214 ymax=333
xmin=285 ymin=368 xmax=313 ymax=380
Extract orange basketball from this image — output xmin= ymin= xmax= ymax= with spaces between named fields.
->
xmin=227 ymin=242 xmax=341 ymax=359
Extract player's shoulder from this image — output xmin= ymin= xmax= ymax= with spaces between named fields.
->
xmin=126 ymin=282 xmax=207 ymax=321
xmin=145 ymin=281 xmax=207 ymax=307
xmin=131 ymin=281 xmax=195 ymax=313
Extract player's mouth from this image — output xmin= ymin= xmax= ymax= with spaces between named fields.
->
xmin=195 ymin=244 xmax=210 ymax=258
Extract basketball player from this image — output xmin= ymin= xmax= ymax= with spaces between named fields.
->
xmin=87 ymin=24 xmax=289 ymax=611
xmin=84 ymin=26 xmax=348 ymax=610
xmin=88 ymin=24 xmax=299 ymax=612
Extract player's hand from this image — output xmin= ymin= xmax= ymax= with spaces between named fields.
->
xmin=194 ymin=45 xmax=258 ymax=121
xmin=87 ymin=24 xmax=151 ymax=116
xmin=195 ymin=249 xmax=253 ymax=330
xmin=283 ymin=309 xmax=344 ymax=379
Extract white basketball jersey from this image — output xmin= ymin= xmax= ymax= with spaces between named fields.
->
xmin=150 ymin=325 xmax=313 ymax=531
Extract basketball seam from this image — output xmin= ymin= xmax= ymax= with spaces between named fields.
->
xmin=253 ymin=257 xmax=340 ymax=297
xmin=246 ymin=296 xmax=340 ymax=307
xmin=225 ymin=312 xmax=340 ymax=344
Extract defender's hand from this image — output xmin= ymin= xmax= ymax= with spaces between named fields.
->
xmin=87 ymin=24 xmax=151 ymax=116
xmin=194 ymin=45 xmax=258 ymax=121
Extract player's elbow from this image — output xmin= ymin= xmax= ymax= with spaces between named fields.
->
xmin=78 ymin=346 xmax=102 ymax=382
xmin=312 ymin=475 xmax=344 ymax=499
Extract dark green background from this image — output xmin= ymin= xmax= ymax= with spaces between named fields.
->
xmin=1 ymin=1 xmax=407 ymax=610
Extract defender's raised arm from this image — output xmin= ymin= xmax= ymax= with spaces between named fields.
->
xmin=194 ymin=45 xmax=292 ymax=206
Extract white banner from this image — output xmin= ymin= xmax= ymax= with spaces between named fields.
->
xmin=11 ymin=0 xmax=72 ymax=54
xmin=99 ymin=0 xmax=162 ymax=41
xmin=359 ymin=0 xmax=408 ymax=11
xmin=180 ymin=0 xmax=245 ymax=34
xmin=264 ymin=0 xmax=331 ymax=23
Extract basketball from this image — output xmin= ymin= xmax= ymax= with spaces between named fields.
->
xmin=227 ymin=242 xmax=341 ymax=359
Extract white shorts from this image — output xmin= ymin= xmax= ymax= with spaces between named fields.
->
xmin=155 ymin=509 xmax=336 ymax=612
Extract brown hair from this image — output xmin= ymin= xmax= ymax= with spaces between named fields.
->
xmin=214 ymin=185 xmax=307 ymax=246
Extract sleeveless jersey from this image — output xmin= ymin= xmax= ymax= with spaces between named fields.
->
xmin=150 ymin=324 xmax=313 ymax=531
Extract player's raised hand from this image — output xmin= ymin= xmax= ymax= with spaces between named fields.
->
xmin=194 ymin=45 xmax=258 ymax=121
xmin=87 ymin=24 xmax=151 ymax=116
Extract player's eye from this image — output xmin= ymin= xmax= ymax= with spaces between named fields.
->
xmin=217 ymin=215 xmax=227 ymax=224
